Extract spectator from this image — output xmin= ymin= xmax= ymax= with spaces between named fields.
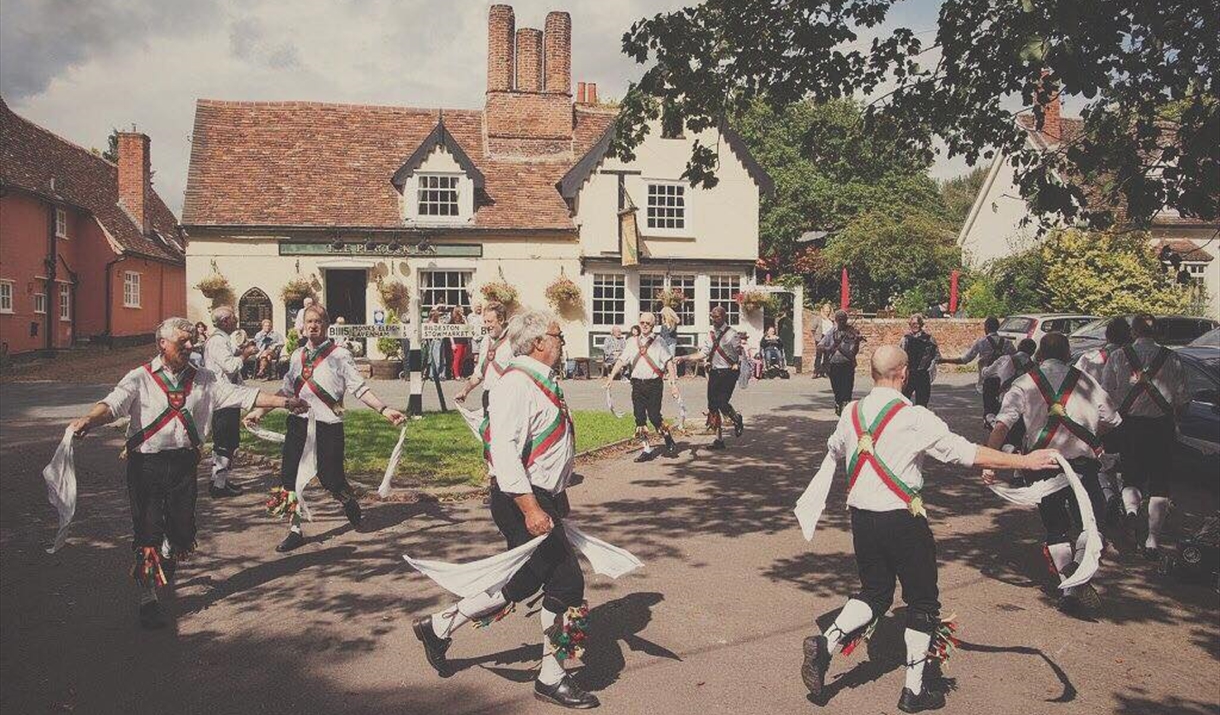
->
xmin=424 ymin=309 xmax=445 ymax=381
xmin=899 ymin=314 xmax=940 ymax=406
xmin=190 ymin=322 xmax=209 ymax=367
xmin=761 ymin=326 xmax=784 ymax=370
xmin=469 ymin=302 xmax=485 ymax=359
xmin=819 ymin=310 xmax=863 ymax=415
xmin=629 ymin=325 xmax=641 ymax=339
xmin=293 ymin=296 xmax=315 ymax=333
xmin=449 ymin=306 xmax=470 ymax=379
xmin=601 ymin=326 xmax=626 ymax=378
xmin=251 ymin=318 xmax=285 ymax=379
xmin=812 ymin=303 xmax=833 ymax=378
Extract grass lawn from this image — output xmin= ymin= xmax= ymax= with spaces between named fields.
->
xmin=238 ymin=410 xmax=637 ymax=489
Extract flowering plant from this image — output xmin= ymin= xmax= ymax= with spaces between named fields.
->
xmin=655 ymin=287 xmax=686 ymax=310
xmin=376 ymin=278 xmax=410 ymax=312
xmin=480 ymin=280 xmax=519 ymax=306
xmin=735 ymin=289 xmax=778 ymax=313
xmin=280 ymin=277 xmax=314 ymax=304
xmin=196 ymin=272 xmax=231 ymax=300
xmin=545 ymin=276 xmax=582 ymax=308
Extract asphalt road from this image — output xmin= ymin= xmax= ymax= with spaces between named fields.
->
xmin=2 ymin=373 xmax=1218 ymax=715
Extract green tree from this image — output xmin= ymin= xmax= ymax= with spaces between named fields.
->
xmin=988 ymin=249 xmax=1048 ymax=313
xmin=819 ymin=211 xmax=961 ymax=312
xmin=1039 ymin=229 xmax=1192 ymax=315
xmin=939 ymin=167 xmax=990 ymax=231
xmin=613 ymin=0 xmax=1218 ymax=232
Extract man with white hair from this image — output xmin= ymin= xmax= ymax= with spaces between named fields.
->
xmin=203 ymin=305 xmax=258 ymax=497
xmin=799 ymin=345 xmax=1060 ymax=712
xmin=414 ymin=309 xmax=599 ymax=710
xmin=293 ymin=296 xmax=315 ymax=333
xmin=67 ymin=318 xmax=307 ymax=629
xmin=605 ymin=312 xmax=679 ymax=460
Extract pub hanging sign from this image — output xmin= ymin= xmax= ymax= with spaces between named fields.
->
xmin=279 ymin=241 xmax=482 ymax=258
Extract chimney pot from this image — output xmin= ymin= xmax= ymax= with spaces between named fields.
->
xmin=1038 ymin=70 xmax=1062 ymax=142
xmin=587 ymin=83 xmax=598 ymax=105
xmin=116 ymin=132 xmax=151 ymax=234
xmin=515 ymin=28 xmax=543 ymax=92
xmin=543 ymin=11 xmax=571 ymax=94
xmin=577 ymin=81 xmax=587 ymax=104
xmin=487 ymin=5 xmax=515 ymax=92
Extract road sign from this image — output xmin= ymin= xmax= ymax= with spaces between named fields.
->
xmin=373 ymin=310 xmax=386 ymax=325
xmin=328 ymin=324 xmax=409 ymax=339
xmin=420 ymin=323 xmax=488 ymax=340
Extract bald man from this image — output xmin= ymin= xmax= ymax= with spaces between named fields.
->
xmin=799 ymin=345 xmax=1059 ymax=712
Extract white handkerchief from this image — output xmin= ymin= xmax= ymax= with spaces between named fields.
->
xmin=379 ymin=426 xmax=408 ymax=498
xmin=247 ymin=425 xmax=286 ymax=443
xmin=605 ymin=388 xmax=623 ymax=418
xmin=988 ymin=475 xmax=1069 ymax=506
xmin=794 ymin=453 xmax=838 ymax=542
xmin=1057 ymin=456 xmax=1102 ymax=590
xmin=295 ymin=410 xmax=318 ymax=521
xmin=42 ymin=427 xmax=77 ymax=553
xmin=457 ymin=403 xmax=484 ymax=438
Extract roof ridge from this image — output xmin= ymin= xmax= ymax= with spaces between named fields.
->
xmin=195 ymin=98 xmax=484 ymax=115
xmin=3 ymin=100 xmax=121 ymax=170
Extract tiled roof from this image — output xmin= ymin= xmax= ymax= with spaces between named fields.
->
xmin=1156 ymin=239 xmax=1214 ymax=263
xmin=182 ymin=99 xmax=617 ymax=232
xmin=0 ymin=97 xmax=184 ymax=264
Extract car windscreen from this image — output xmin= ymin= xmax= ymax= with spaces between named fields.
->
xmin=999 ymin=317 xmax=1035 ymax=334
xmin=1191 ymin=328 xmax=1220 ymax=348
xmin=1071 ymin=319 xmax=1109 ymax=339
xmin=1183 ymin=356 xmax=1220 ymax=400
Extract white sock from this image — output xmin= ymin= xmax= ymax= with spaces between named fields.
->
xmin=1122 ymin=487 xmax=1142 ymax=516
xmin=1073 ymin=531 xmax=1089 ymax=565
xmin=139 ymin=585 xmax=157 ymax=606
xmin=537 ymin=607 xmax=566 ymax=685
xmin=211 ymin=454 xmax=229 ymax=487
xmin=1048 ymin=542 xmax=1076 ymax=595
xmin=825 ymin=599 xmax=873 ymax=652
xmin=432 ymin=590 xmax=507 ymax=639
xmin=904 ymin=628 xmax=933 ymax=695
xmin=1147 ymin=497 xmax=1170 ymax=549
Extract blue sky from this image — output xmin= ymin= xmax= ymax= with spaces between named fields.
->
xmin=3 ymin=0 xmax=987 ymax=216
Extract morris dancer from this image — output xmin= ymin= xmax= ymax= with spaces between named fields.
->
xmin=1074 ymin=318 xmax=1133 ymax=524
xmin=245 ymin=303 xmax=406 ymax=553
xmin=203 ymin=305 xmax=258 ymax=497
xmin=981 ymin=338 xmax=1036 ymax=449
xmin=67 ymin=318 xmax=306 ymax=628
xmin=604 ymin=312 xmax=679 ymax=461
xmin=678 ymin=306 xmax=743 ymax=450
xmin=797 ymin=346 xmax=1058 ymax=712
xmin=456 ymin=301 xmax=512 ymax=474
xmin=985 ymin=333 xmax=1121 ymax=615
xmin=414 ymin=310 xmax=599 ymax=709
xmin=1101 ymin=314 xmax=1187 ymax=558
xmin=940 ymin=316 xmax=1015 ymax=426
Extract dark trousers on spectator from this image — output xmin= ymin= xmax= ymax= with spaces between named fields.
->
xmin=903 ymin=370 xmax=932 ymax=406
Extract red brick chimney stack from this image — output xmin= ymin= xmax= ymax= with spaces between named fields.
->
xmin=1039 ymin=70 xmax=1062 ymax=142
xmin=586 ymin=83 xmax=598 ymax=105
xmin=515 ymin=28 xmax=544 ymax=92
xmin=116 ymin=131 xmax=151 ymax=234
xmin=577 ymin=81 xmax=587 ymax=104
xmin=543 ymin=11 xmax=571 ymax=94
xmin=487 ymin=5 xmax=515 ymax=92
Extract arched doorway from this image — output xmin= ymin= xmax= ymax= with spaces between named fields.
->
xmin=238 ymin=288 xmax=273 ymax=336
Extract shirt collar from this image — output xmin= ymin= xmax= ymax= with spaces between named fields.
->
xmin=520 ymin=354 xmax=557 ymax=378
xmin=151 ymin=355 xmax=190 ymax=380
xmin=869 ymin=386 xmax=910 ymax=405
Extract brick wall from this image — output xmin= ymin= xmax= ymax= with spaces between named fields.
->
xmin=802 ymin=309 xmax=986 ymax=370
xmin=515 ymin=28 xmax=543 ymax=92
xmin=487 ymin=5 xmax=515 ymax=92
xmin=484 ymin=91 xmax=573 ymax=142
xmin=543 ymin=11 xmax=571 ymax=94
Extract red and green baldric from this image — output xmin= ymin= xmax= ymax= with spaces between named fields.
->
xmin=126 ymin=363 xmax=202 ymax=451
xmin=480 ymin=333 xmax=510 ymax=380
xmin=630 ymin=336 xmax=666 ymax=378
xmin=1118 ymin=345 xmax=1173 ymax=415
xmin=847 ymin=398 xmax=924 ymax=517
xmin=294 ymin=340 xmax=341 ymax=410
xmin=1027 ymin=366 xmax=1101 ymax=453
xmin=482 ymin=363 xmax=574 ymax=468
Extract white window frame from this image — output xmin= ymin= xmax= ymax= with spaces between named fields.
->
xmin=34 ymin=292 xmax=47 ymax=315
xmin=58 ymin=283 xmax=71 ymax=322
xmin=591 ymin=273 xmax=626 ymax=327
xmin=419 ymin=270 xmax=472 ymax=316
xmin=416 ymin=173 xmax=462 ymax=219
xmin=123 ymin=271 xmax=142 ymax=308
xmin=644 ymin=181 xmax=688 ymax=235
xmin=55 ymin=207 xmax=68 ymax=239
xmin=638 ymin=273 xmax=696 ymax=328
xmin=709 ymin=275 xmax=742 ymax=324
xmin=1185 ymin=262 xmax=1207 ymax=275
xmin=0 ymin=280 xmax=12 ymax=313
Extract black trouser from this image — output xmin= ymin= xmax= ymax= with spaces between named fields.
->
xmin=280 ymin=415 xmax=350 ymax=497
xmin=981 ymin=377 xmax=1002 ymax=417
xmin=903 ymin=370 xmax=932 ymax=407
xmin=1118 ymin=415 xmax=1175 ymax=498
xmin=491 ymin=487 xmax=584 ymax=613
xmin=212 ymin=406 xmax=241 ymax=460
xmin=828 ymin=362 xmax=855 ymax=404
xmin=631 ymin=377 xmax=665 ymax=429
xmin=1020 ymin=458 xmax=1105 ymax=546
xmin=707 ymin=367 xmax=740 ymax=419
xmin=127 ymin=448 xmax=200 ymax=556
xmin=814 ymin=347 xmax=829 ymax=375
xmin=850 ymin=508 xmax=940 ymax=633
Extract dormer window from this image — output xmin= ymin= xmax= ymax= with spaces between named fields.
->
xmin=418 ymin=174 xmax=461 ymax=217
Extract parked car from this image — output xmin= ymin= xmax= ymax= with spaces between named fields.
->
xmin=1069 ymin=315 xmax=1219 ymax=358
xmin=998 ymin=313 xmax=1100 ymax=345
xmin=1175 ymin=340 xmax=1220 ymax=471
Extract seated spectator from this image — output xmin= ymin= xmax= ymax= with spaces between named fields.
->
xmin=760 ymin=326 xmax=784 ymax=369
xmin=600 ymin=326 xmax=626 ymax=377
xmin=251 ymin=319 xmax=285 ymax=379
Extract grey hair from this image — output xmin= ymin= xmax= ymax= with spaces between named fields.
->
xmin=507 ymin=309 xmax=558 ymax=356
xmin=211 ymin=305 xmax=235 ymax=324
xmin=157 ymin=317 xmax=195 ymax=341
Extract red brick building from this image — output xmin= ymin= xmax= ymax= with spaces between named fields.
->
xmin=0 ymin=98 xmax=186 ymax=357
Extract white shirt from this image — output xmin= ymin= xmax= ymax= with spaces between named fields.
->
xmin=961 ymin=333 xmax=1014 ymax=366
xmin=1101 ymin=337 xmax=1188 ymax=417
xmin=103 ymin=356 xmax=259 ymax=454
xmin=488 ymin=355 xmax=575 ymax=496
xmin=279 ymin=339 xmax=369 ymax=424
xmin=996 ymin=359 xmax=1122 ymax=460
xmin=982 ymin=352 xmax=1034 ymax=387
xmin=698 ymin=325 xmax=742 ymax=369
xmin=826 ymin=387 xmax=977 ymax=513
xmin=1074 ymin=345 xmax=1116 ymax=384
xmin=203 ymin=330 xmax=244 ymax=385
xmin=475 ymin=328 xmax=514 ymax=393
xmin=616 ymin=334 xmax=674 ymax=380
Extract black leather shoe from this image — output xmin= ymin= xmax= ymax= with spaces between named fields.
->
xmin=898 ymin=687 xmax=946 ymax=713
xmin=801 ymin=635 xmax=831 ymax=696
xmin=138 ymin=601 xmax=166 ymax=630
xmin=412 ymin=616 xmax=452 ymax=677
xmin=665 ymin=443 xmax=678 ymax=458
xmin=276 ymin=531 xmax=306 ymax=553
xmin=534 ymin=675 xmax=600 ymax=709
xmin=633 ymin=450 xmax=657 ymax=463
xmin=732 ymin=414 xmax=744 ymax=437
xmin=161 ymin=558 xmax=177 ymax=586
xmin=209 ymin=482 xmax=243 ymax=498
xmin=344 ymin=498 xmax=362 ymax=526
xmin=709 ymin=439 xmax=727 ymax=450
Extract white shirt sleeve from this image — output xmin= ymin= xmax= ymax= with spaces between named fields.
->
xmin=919 ymin=409 xmax=977 ymax=466
xmin=696 ymin=334 xmax=713 ymax=359
xmin=1167 ymin=354 xmax=1189 ymax=408
xmin=101 ymin=367 xmax=144 ymax=418
xmin=212 ymin=377 xmax=260 ymax=412
xmin=1091 ymin=375 xmax=1123 ymax=432
xmin=204 ymin=335 xmax=244 ymax=376
xmin=960 ymin=339 xmax=981 ymax=364
xmin=487 ymin=375 xmax=533 ymax=495
xmin=338 ymin=350 xmax=370 ymax=398
xmin=994 ymin=381 xmax=1025 ymax=430
xmin=825 ymin=411 xmax=851 ymax=461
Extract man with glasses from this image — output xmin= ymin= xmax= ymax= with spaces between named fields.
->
xmin=605 ymin=312 xmax=680 ymax=461
xmin=678 ymin=305 xmax=744 ymax=449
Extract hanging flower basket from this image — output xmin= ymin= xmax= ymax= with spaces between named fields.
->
xmin=377 ymin=279 xmax=410 ymax=312
xmin=480 ymin=280 xmax=519 ymax=306
xmin=656 ymin=288 xmax=687 ymax=311
xmin=196 ymin=273 xmax=231 ymax=300
xmin=735 ymin=289 xmax=778 ymax=314
xmin=281 ymin=277 xmax=314 ymax=304
xmin=545 ymin=276 xmax=582 ymax=309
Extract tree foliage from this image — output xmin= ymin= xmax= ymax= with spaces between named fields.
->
xmin=939 ymin=166 xmax=989 ymax=231
xmin=614 ymin=0 xmax=1219 ymax=232
xmin=1038 ymin=229 xmax=1192 ymax=315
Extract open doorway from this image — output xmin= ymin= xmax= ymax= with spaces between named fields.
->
xmin=324 ymin=269 xmax=367 ymax=353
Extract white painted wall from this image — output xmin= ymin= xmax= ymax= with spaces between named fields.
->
xmin=400 ymin=146 xmax=476 ymax=225
xmin=957 ymin=157 xmax=1041 ymax=268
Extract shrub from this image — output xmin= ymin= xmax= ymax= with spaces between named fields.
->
xmin=376 ymin=310 xmax=404 ymax=360
xmin=285 ymin=328 xmax=300 ymax=354
xmin=1039 ymin=229 xmax=1191 ymax=315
